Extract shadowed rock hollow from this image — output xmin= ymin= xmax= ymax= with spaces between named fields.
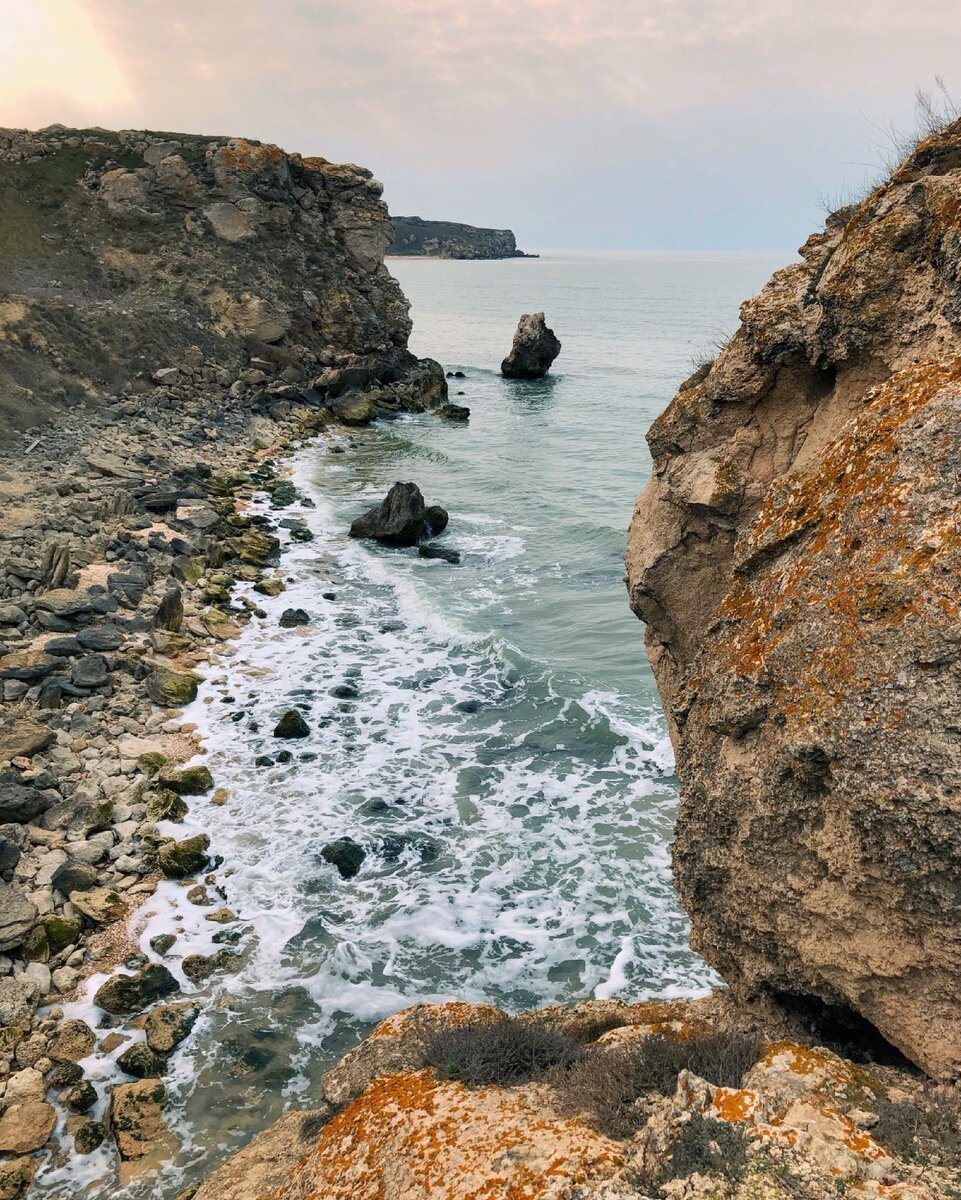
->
xmin=626 ymin=118 xmax=961 ymax=1077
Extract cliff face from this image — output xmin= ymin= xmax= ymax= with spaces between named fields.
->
xmin=626 ymin=120 xmax=961 ymax=1076
xmin=0 ymin=125 xmax=443 ymax=438
xmin=389 ymin=215 xmax=530 ymax=259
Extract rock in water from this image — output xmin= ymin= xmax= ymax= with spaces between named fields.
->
xmin=274 ymin=710 xmax=310 ymax=739
xmin=500 ymin=313 xmax=561 ymax=379
xmin=321 ymin=837 xmax=366 ymax=879
xmin=349 ymin=482 xmax=448 ymax=546
xmin=626 ymin=118 xmax=961 ymax=1078
xmin=94 ymin=964 xmax=180 ymax=1015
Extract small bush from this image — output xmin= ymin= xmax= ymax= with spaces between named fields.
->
xmin=653 ymin=1114 xmax=751 ymax=1188
xmin=873 ymin=1084 xmax=961 ymax=1166
xmin=420 ymin=1017 xmax=581 ymax=1087
xmin=552 ymin=1032 xmax=763 ymax=1139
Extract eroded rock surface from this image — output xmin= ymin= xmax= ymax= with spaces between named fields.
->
xmin=500 ymin=313 xmax=561 ymax=379
xmin=626 ymin=119 xmax=961 ymax=1077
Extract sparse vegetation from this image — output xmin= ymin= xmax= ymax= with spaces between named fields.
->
xmin=636 ymin=1113 xmax=751 ymax=1191
xmin=419 ymin=1016 xmax=581 ymax=1087
xmin=873 ymin=1083 xmax=961 ymax=1167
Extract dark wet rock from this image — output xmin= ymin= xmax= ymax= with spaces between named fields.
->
xmin=43 ymin=637 xmax=82 ymax=657
xmin=145 ymin=1002 xmax=200 ymax=1054
xmin=274 ymin=710 xmax=310 ymax=739
xmin=34 ymin=589 xmax=95 ymax=620
xmin=501 ymin=312 xmax=561 ymax=379
xmin=107 ymin=571 xmax=145 ymax=608
xmin=454 ymin=699 xmax=481 ymax=713
xmin=51 ymin=859 xmax=97 ymax=896
xmin=0 ymin=838 xmax=20 ymax=874
xmin=418 ymin=544 xmax=460 ymax=564
xmin=77 ymin=624 xmax=123 ymax=652
xmin=70 ymin=655 xmax=110 ymax=689
xmin=48 ymin=1062 xmax=83 ymax=1088
xmin=68 ymin=1116 xmax=105 ymax=1154
xmin=0 ymin=774 xmax=48 ymax=823
xmin=182 ymin=949 xmax=241 ymax=983
xmin=279 ymin=608 xmax=310 ymax=628
xmin=330 ymin=683 xmax=359 ymax=701
xmin=63 ymin=1080 xmax=98 ymax=1114
xmin=321 ymin=837 xmax=366 ymax=880
xmin=0 ymin=883 xmax=37 ymax=952
xmin=145 ymin=789 xmax=189 ymax=822
xmin=237 ymin=529 xmax=280 ymax=566
xmin=94 ymin=964 xmax=180 ymax=1015
xmin=145 ymin=666 xmax=201 ymax=708
xmin=118 ymin=1043 xmax=166 ymax=1079
xmin=154 ymin=590 xmax=184 ymax=633
xmin=160 ymin=765 xmax=213 ymax=795
xmin=435 ymin=403 xmax=470 ymax=421
xmin=158 ymin=834 xmax=210 ymax=879
xmin=349 ymin=482 xmax=447 ymax=547
xmin=149 ymin=933 xmax=177 ymax=956
xmin=254 ymin=755 xmax=274 ymax=768
xmin=322 ymin=591 xmax=337 ymax=601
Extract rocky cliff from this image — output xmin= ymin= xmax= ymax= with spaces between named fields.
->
xmin=389 ymin=215 xmax=532 ymax=259
xmin=626 ymin=119 xmax=961 ymax=1078
xmin=0 ymin=125 xmax=445 ymax=439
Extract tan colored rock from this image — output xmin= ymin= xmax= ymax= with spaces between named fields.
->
xmin=48 ymin=1017 xmax=96 ymax=1062
xmin=0 ymin=1100 xmax=56 ymax=1153
xmin=69 ymin=887 xmax=127 ymax=925
xmin=2 ymin=1068 xmax=45 ymax=1105
xmin=0 ymin=1156 xmax=35 ymax=1199
xmin=626 ymin=118 xmax=961 ymax=1077
xmin=109 ymin=1078 xmax=169 ymax=1159
xmin=191 ymin=1107 xmax=331 ymax=1200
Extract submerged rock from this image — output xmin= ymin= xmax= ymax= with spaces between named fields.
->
xmin=321 ymin=837 xmax=366 ymax=880
xmin=279 ymin=608 xmax=310 ymax=628
xmin=349 ymin=482 xmax=448 ymax=547
xmin=500 ymin=312 xmax=561 ymax=379
xmin=626 ymin=117 xmax=961 ymax=1078
xmin=418 ymin=544 xmax=460 ymax=565
xmin=145 ymin=1003 xmax=200 ymax=1054
xmin=435 ymin=403 xmax=470 ymax=421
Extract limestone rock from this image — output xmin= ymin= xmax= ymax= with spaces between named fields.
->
xmin=108 ymin=1078 xmax=169 ymax=1159
xmin=500 ymin=312 xmax=561 ymax=379
xmin=625 ymin=117 xmax=961 ymax=1077
xmin=69 ymin=887 xmax=126 ymax=925
xmin=94 ymin=963 xmax=180 ymax=1015
xmin=158 ymin=834 xmax=210 ymax=879
xmin=49 ymin=1018 xmax=96 ymax=1063
xmin=349 ymin=482 xmax=447 ymax=546
xmin=145 ymin=667 xmax=202 ymax=708
xmin=0 ymin=1156 xmax=35 ymax=1198
xmin=0 ymin=1100 xmax=56 ymax=1153
xmin=145 ymin=1002 xmax=200 ymax=1054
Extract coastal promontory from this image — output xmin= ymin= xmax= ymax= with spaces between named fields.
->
xmin=388 ymin=215 xmax=533 ymax=259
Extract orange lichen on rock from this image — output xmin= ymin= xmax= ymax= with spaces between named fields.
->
xmin=275 ymin=1070 xmax=625 ymax=1200
xmin=217 ymin=139 xmax=286 ymax=171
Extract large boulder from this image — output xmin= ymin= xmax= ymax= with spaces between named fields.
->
xmin=108 ymin=1079 xmax=170 ymax=1160
xmin=500 ymin=312 xmax=561 ymax=379
xmin=349 ymin=482 xmax=447 ymax=547
xmin=0 ymin=884 xmax=37 ymax=952
xmin=626 ymin=117 xmax=961 ymax=1078
xmin=94 ymin=964 xmax=180 ymax=1015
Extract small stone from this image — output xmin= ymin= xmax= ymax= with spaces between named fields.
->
xmin=205 ymin=907 xmax=236 ymax=924
xmin=46 ymin=1061 xmax=82 ymax=1087
xmin=273 ymin=709 xmax=310 ymax=739
xmin=63 ymin=1079 xmax=98 ymax=1113
xmin=67 ymin=1115 xmax=105 ymax=1154
xmin=117 ymin=1043 xmax=166 ymax=1079
xmin=321 ymin=837 xmax=366 ymax=880
xmin=149 ymin=933 xmax=176 ymax=956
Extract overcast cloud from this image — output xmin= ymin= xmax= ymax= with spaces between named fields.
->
xmin=4 ymin=1 xmax=961 ymax=249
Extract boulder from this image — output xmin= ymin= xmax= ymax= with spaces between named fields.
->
xmin=158 ymin=834 xmax=210 ymax=879
xmin=321 ymin=837 xmax=366 ymax=880
xmin=189 ymin=1109 xmax=333 ymax=1200
xmin=108 ymin=1078 xmax=169 ymax=1159
xmin=145 ymin=789 xmax=189 ymax=822
xmin=49 ymin=1018 xmax=96 ymax=1063
xmin=145 ymin=666 xmax=202 ymax=708
xmin=625 ymin=119 xmax=961 ymax=1078
xmin=435 ymin=403 xmax=470 ymax=421
xmin=71 ymin=654 xmax=110 ymax=689
xmin=69 ymin=887 xmax=126 ymax=925
xmin=118 ymin=1043 xmax=166 ymax=1079
xmin=0 ymin=977 xmax=40 ymax=1026
xmin=145 ymin=1002 xmax=200 ymax=1054
xmin=94 ymin=964 xmax=180 ymax=1015
xmin=0 ymin=884 xmax=37 ymax=951
xmin=500 ymin=312 xmax=561 ymax=379
xmin=0 ymin=774 xmax=47 ymax=823
xmin=67 ymin=1116 xmax=105 ymax=1155
xmin=0 ymin=721 xmax=55 ymax=764
xmin=0 ymin=1101 xmax=56 ymax=1153
xmin=160 ymin=765 xmax=213 ymax=795
xmin=349 ymin=482 xmax=447 ymax=546
xmin=51 ymin=859 xmax=98 ymax=896
xmin=0 ymin=650 xmax=58 ymax=681
xmin=419 ymin=544 xmax=460 ymax=565
xmin=0 ymin=1157 xmax=35 ymax=1198
xmin=274 ymin=709 xmax=310 ymax=739
xmin=279 ymin=608 xmax=310 ymax=628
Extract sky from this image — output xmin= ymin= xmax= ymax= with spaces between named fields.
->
xmin=3 ymin=1 xmax=961 ymax=251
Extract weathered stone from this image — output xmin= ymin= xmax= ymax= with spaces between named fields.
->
xmin=0 ymin=774 xmax=47 ymax=823
xmin=108 ymin=1078 xmax=169 ymax=1159
xmin=500 ymin=312 xmax=561 ymax=379
xmin=94 ymin=963 xmax=180 ymax=1015
xmin=0 ymin=1155 xmax=35 ymax=1198
xmin=625 ymin=120 xmax=961 ymax=1078
xmin=273 ymin=710 xmax=309 ymax=739
xmin=279 ymin=608 xmax=310 ymax=628
xmin=51 ymin=858 xmax=97 ymax=896
xmin=0 ymin=722 xmax=55 ymax=764
xmin=0 ymin=977 xmax=39 ymax=1026
xmin=145 ymin=789 xmax=189 ymax=822
xmin=0 ymin=650 xmax=58 ymax=682
xmin=67 ymin=1115 xmax=105 ymax=1155
xmin=160 ymin=765 xmax=213 ymax=795
xmin=158 ymin=834 xmax=210 ymax=878
xmin=0 ymin=1100 xmax=56 ymax=1153
xmin=69 ymin=887 xmax=126 ymax=925
xmin=320 ymin=837 xmax=365 ymax=880
xmin=145 ymin=667 xmax=201 ymax=708
xmin=118 ymin=1042 xmax=166 ymax=1079
xmin=42 ymin=912 xmax=82 ymax=952
xmin=349 ymin=482 xmax=446 ymax=546
xmin=0 ymin=884 xmax=37 ymax=951
xmin=63 ymin=1079 xmax=98 ymax=1113
xmin=145 ymin=1002 xmax=200 ymax=1054
xmin=49 ymin=1018 xmax=96 ymax=1063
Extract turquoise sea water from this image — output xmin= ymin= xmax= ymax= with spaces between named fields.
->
xmin=47 ymin=250 xmax=787 ymax=1198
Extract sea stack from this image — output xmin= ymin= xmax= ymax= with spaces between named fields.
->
xmin=500 ymin=313 xmax=561 ymax=379
xmin=626 ymin=116 xmax=961 ymax=1078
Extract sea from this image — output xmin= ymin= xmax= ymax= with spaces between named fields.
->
xmin=41 ymin=249 xmax=788 ymax=1197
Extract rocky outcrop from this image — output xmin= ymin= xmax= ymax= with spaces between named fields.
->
xmin=501 ymin=313 xmax=561 ymax=379
xmin=349 ymin=482 xmax=449 ymax=546
xmin=191 ymin=997 xmax=954 ymax=1199
xmin=626 ymin=118 xmax=961 ymax=1077
xmin=389 ymin=216 xmax=534 ymax=259
xmin=0 ymin=125 xmax=446 ymax=440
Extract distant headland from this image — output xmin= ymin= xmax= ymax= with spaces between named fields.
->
xmin=388 ymin=215 xmax=537 ymax=259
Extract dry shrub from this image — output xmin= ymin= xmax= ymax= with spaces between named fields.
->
xmin=551 ymin=1032 xmax=763 ymax=1139
xmin=420 ymin=1016 xmax=581 ymax=1087
xmin=873 ymin=1083 xmax=961 ymax=1166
